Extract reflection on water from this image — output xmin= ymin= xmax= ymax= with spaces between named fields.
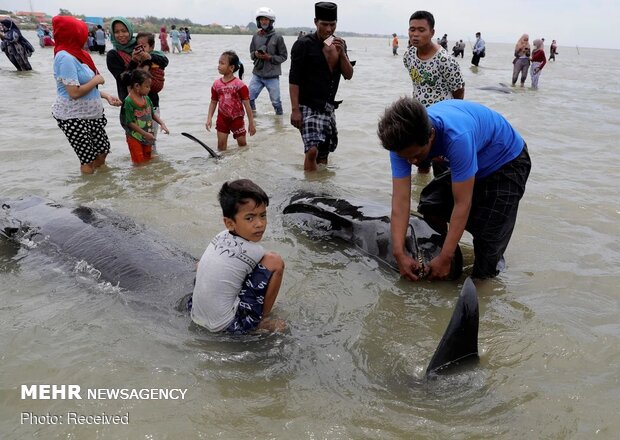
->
xmin=1 ymin=33 xmax=619 ymax=438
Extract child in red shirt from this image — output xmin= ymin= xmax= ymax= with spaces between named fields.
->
xmin=206 ymin=51 xmax=256 ymax=151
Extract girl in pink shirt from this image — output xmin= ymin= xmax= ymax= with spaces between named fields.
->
xmin=206 ymin=51 xmax=256 ymax=150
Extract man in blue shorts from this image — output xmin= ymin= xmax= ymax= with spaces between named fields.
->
xmin=377 ymin=97 xmax=531 ymax=280
xmin=289 ymin=2 xmax=354 ymax=171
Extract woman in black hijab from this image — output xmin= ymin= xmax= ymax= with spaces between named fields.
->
xmin=0 ymin=19 xmax=34 ymax=71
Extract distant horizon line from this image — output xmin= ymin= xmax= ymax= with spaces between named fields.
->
xmin=3 ymin=10 xmax=618 ymax=50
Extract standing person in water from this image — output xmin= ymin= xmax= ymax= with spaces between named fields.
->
xmin=159 ymin=26 xmax=170 ymax=53
xmin=512 ymin=33 xmax=531 ymax=87
xmin=206 ymin=51 xmax=256 ymax=151
xmin=549 ymin=39 xmax=558 ymax=61
xmin=392 ymin=33 xmax=399 ymax=55
xmin=530 ymin=39 xmax=547 ymax=89
xmin=289 ymin=2 xmax=354 ymax=171
xmin=248 ymin=6 xmax=288 ymax=115
xmin=95 ymin=25 xmax=106 ymax=55
xmin=0 ymin=19 xmax=34 ymax=71
xmin=106 ymin=18 xmax=138 ymax=118
xmin=134 ymin=32 xmax=169 ymax=152
xmin=121 ymin=69 xmax=169 ymax=164
xmin=106 ymin=17 xmax=167 ymax=128
xmin=471 ymin=31 xmax=485 ymax=66
xmin=170 ymin=25 xmax=181 ymax=54
xmin=403 ymin=10 xmax=464 ymax=174
xmin=51 ymin=15 xmax=122 ymax=174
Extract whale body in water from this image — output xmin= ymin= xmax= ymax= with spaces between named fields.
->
xmin=283 ymin=194 xmax=478 ymax=374
xmin=1 ymin=196 xmax=196 ymax=307
xmin=2 ymin=196 xmax=478 ymax=375
xmin=283 ymin=194 xmax=463 ymax=280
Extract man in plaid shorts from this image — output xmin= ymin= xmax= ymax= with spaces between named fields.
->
xmin=377 ymin=97 xmax=531 ymax=281
xmin=289 ymin=2 xmax=354 ymax=171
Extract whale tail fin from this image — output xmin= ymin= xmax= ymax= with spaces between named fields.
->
xmin=426 ymin=277 xmax=479 ymax=376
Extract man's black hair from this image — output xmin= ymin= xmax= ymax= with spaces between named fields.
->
xmin=377 ymin=97 xmax=432 ymax=152
xmin=409 ymin=10 xmax=435 ymax=30
xmin=218 ymin=179 xmax=269 ymax=219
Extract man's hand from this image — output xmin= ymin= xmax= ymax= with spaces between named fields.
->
xmin=331 ymin=37 xmax=346 ymax=55
xmin=395 ymin=253 xmax=423 ymax=281
xmin=425 ymin=253 xmax=452 ymax=280
xmin=290 ymin=108 xmax=302 ymax=129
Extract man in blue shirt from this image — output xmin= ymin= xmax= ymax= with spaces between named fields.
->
xmin=377 ymin=97 xmax=531 ymax=280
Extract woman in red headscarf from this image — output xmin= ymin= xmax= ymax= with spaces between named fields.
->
xmin=51 ymin=15 xmax=122 ymax=174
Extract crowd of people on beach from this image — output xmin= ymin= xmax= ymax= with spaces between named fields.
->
xmin=1 ymin=2 xmax=549 ymax=335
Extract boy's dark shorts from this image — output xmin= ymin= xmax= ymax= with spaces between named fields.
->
xmin=418 ymin=144 xmax=531 ymax=279
xmin=224 ymin=264 xmax=273 ymax=334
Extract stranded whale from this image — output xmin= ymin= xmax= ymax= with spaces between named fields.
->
xmin=1 ymin=196 xmax=196 ymax=306
xmin=2 ymin=196 xmax=478 ymax=375
xmin=283 ymin=194 xmax=463 ymax=280
xmin=283 ymin=194 xmax=478 ymax=375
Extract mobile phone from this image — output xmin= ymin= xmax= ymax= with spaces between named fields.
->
xmin=257 ymin=49 xmax=265 ymax=54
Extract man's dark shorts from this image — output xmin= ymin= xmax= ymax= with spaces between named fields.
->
xmin=224 ymin=264 xmax=273 ymax=334
xmin=418 ymin=144 xmax=531 ymax=278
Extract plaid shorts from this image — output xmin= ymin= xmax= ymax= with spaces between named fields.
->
xmin=299 ymin=104 xmax=338 ymax=160
xmin=56 ymin=116 xmax=110 ymax=165
xmin=224 ymin=264 xmax=273 ymax=334
xmin=418 ymin=144 xmax=531 ymax=278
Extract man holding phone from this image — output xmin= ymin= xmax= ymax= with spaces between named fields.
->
xmin=289 ymin=2 xmax=354 ymax=171
xmin=249 ymin=7 xmax=288 ymax=115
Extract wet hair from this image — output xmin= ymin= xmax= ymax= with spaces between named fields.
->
xmin=220 ymin=50 xmax=245 ymax=79
xmin=377 ymin=97 xmax=432 ymax=152
xmin=218 ymin=179 xmax=269 ymax=219
xmin=136 ymin=31 xmax=155 ymax=49
xmin=409 ymin=10 xmax=435 ymax=29
xmin=121 ymin=68 xmax=152 ymax=89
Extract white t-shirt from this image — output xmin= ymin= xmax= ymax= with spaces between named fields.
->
xmin=403 ymin=46 xmax=465 ymax=107
xmin=191 ymin=230 xmax=265 ymax=332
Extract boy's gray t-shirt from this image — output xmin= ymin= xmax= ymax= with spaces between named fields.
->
xmin=191 ymin=230 xmax=265 ymax=332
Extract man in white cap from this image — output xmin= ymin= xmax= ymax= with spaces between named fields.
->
xmin=249 ymin=7 xmax=288 ymax=115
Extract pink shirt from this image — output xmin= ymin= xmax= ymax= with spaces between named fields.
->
xmin=211 ymin=77 xmax=249 ymax=119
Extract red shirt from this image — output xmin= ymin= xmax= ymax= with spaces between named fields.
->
xmin=211 ymin=77 xmax=249 ymax=119
xmin=531 ymin=49 xmax=547 ymax=70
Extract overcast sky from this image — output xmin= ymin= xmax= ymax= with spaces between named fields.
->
xmin=1 ymin=0 xmax=618 ymax=49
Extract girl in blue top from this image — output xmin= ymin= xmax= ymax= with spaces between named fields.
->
xmin=378 ymin=98 xmax=531 ymax=281
xmin=51 ymin=15 xmax=121 ymax=174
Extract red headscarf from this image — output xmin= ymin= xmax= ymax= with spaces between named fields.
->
xmin=52 ymin=15 xmax=99 ymax=74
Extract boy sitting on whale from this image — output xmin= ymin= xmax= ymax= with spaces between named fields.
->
xmin=191 ymin=179 xmax=285 ymax=333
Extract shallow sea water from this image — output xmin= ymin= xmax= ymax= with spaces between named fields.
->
xmin=0 ymin=33 xmax=619 ymax=439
